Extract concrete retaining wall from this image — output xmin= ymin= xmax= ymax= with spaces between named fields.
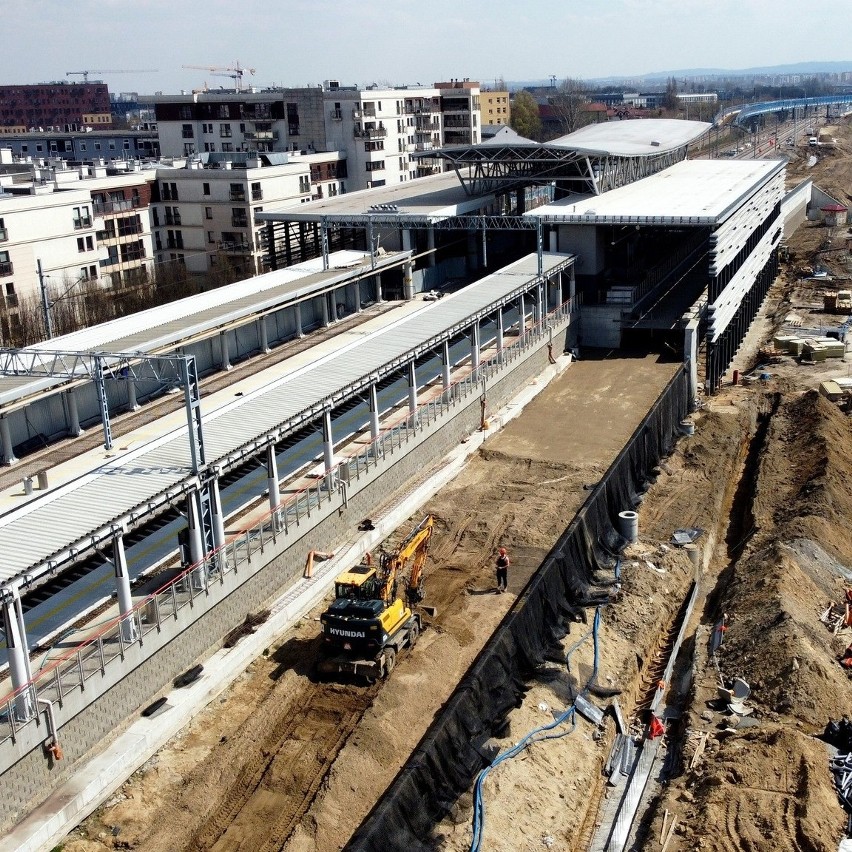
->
xmin=0 ymin=324 xmax=568 ymax=832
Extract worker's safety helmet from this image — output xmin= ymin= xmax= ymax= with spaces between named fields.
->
xmin=499 ymin=547 xmax=507 ymax=555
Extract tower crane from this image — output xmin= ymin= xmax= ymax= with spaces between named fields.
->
xmin=182 ymin=62 xmax=256 ymax=91
xmin=66 ymin=70 xmax=158 ymax=83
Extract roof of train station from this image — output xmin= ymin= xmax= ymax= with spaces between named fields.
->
xmin=525 ymin=158 xmax=785 ymax=226
xmin=0 ymin=251 xmax=573 ymax=593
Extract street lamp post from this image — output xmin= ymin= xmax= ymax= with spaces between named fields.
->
xmin=37 ymin=258 xmax=54 ymax=339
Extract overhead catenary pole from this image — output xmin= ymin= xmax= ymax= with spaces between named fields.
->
xmin=37 ymin=259 xmax=53 ymax=339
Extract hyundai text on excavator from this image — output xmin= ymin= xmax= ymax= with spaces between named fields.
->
xmin=318 ymin=515 xmax=434 ymax=679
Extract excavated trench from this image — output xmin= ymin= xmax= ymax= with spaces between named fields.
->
xmin=344 ymin=368 xmax=691 ymax=851
xmin=625 ymin=393 xmax=780 ymax=850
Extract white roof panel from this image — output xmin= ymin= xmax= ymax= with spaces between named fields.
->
xmin=526 ymin=159 xmax=785 ymax=225
xmin=547 ymin=119 xmax=710 ymax=157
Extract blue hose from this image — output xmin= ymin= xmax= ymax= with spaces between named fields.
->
xmin=469 ymin=604 xmax=604 ymax=851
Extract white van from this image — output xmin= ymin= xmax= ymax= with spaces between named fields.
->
xmin=808 ymin=137 xmax=819 ymax=147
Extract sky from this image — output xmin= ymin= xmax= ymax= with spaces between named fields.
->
xmin=4 ymin=0 xmax=850 ymax=94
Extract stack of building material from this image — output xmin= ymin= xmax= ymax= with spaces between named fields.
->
xmin=802 ymin=337 xmax=846 ymax=361
xmin=819 ymin=380 xmax=845 ymax=402
xmin=606 ymin=286 xmax=635 ymax=306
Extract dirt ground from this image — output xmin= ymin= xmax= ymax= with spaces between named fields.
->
xmin=60 ymin=121 xmax=852 ymax=852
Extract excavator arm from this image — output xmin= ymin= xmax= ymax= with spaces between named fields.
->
xmin=378 ymin=515 xmax=433 ymax=605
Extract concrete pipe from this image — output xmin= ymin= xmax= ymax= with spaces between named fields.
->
xmin=618 ymin=510 xmax=639 ymax=544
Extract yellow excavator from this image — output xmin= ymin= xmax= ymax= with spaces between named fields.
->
xmin=318 ymin=515 xmax=434 ymax=679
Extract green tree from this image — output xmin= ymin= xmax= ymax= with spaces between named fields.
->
xmin=511 ymin=90 xmax=542 ymax=140
xmin=663 ymin=77 xmax=679 ymax=111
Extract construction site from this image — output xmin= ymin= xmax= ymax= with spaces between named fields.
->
xmin=2 ymin=115 xmax=852 ymax=852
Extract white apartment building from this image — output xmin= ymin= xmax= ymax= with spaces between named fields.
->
xmin=151 ymin=151 xmax=346 ymax=277
xmin=323 ymin=85 xmax=444 ymax=188
xmin=0 ymin=159 xmax=157 ymax=341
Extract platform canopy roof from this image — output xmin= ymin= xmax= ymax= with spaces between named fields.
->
xmin=524 ymin=158 xmax=785 ymax=227
xmin=546 ymin=119 xmax=710 ymax=157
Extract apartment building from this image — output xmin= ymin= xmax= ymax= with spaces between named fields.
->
xmin=0 ymin=160 xmax=156 ymax=340
xmin=0 ymin=82 xmax=112 ymax=132
xmin=323 ymin=84 xmax=444 ymax=188
xmin=480 ymin=89 xmax=511 ymax=126
xmin=151 ymin=151 xmax=346 ymax=277
xmin=435 ymin=80 xmax=482 ymax=146
xmin=149 ymin=89 xmax=327 ymax=158
xmin=0 ymin=129 xmax=159 ymax=161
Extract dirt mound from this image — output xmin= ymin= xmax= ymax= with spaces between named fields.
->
xmin=671 ymin=726 xmax=840 ymax=852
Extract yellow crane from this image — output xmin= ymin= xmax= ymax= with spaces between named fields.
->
xmin=66 ymin=70 xmax=157 ymax=83
xmin=182 ymin=62 xmax=256 ymax=91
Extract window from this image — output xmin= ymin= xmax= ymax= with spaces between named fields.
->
xmin=94 ymin=142 xmax=101 ymax=151
xmin=220 ymin=124 xmax=232 ymax=138
xmin=80 ymin=142 xmax=87 ymax=152
xmin=205 ymin=206 xmax=213 ymax=219
xmin=123 ymin=140 xmax=131 ymax=150
xmin=202 ymin=123 xmax=213 ymax=134
xmin=365 ymin=161 xmax=385 ymax=172
xmin=251 ymin=181 xmax=262 ymax=201
xmin=5 ymin=281 xmax=16 ymax=307
xmin=299 ymin=175 xmax=310 ymax=193
xmin=0 ymin=218 xmax=6 ymax=242
xmin=286 ymin=102 xmax=300 ymax=136
xmin=203 ymin=182 xmax=211 ymax=196
xmin=221 ymin=142 xmax=233 ymax=152
xmin=0 ymin=250 xmax=11 ymax=276
xmin=229 ymin=183 xmax=245 ymax=201
xmin=219 ymin=105 xmax=230 ymax=119
xmin=77 ymin=236 xmax=93 ymax=252
xmin=161 ymin=182 xmax=179 ymax=201
xmin=72 ymin=206 xmax=91 ymax=229
xmin=182 ymin=124 xmax=194 ymax=139
xmin=166 ymin=229 xmax=183 ymax=249
xmin=203 ymin=142 xmax=216 ymax=152
xmin=179 ymin=105 xmax=192 ymax=120
xmin=207 ymin=230 xmax=215 ymax=243
xmin=232 ymin=208 xmax=248 ymax=228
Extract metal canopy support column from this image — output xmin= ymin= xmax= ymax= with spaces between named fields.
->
xmin=220 ymin=331 xmax=232 ymax=371
xmin=402 ymin=260 xmax=415 ymax=300
xmin=112 ymin=529 xmax=138 ymax=642
xmin=320 ymin=292 xmax=330 ymax=327
xmin=267 ymin=443 xmax=280 ymax=514
xmin=519 ymin=293 xmax=527 ymax=343
xmin=537 ymin=220 xmax=544 ymax=277
xmin=0 ymin=415 xmax=17 ymax=466
xmin=427 ymin=227 xmax=436 ymax=267
xmin=209 ymin=472 xmax=226 ymax=552
xmin=368 ymin=218 xmax=376 ymax=270
xmin=187 ymin=493 xmax=206 ymax=590
xmin=496 ymin=306 xmax=505 ymax=364
xmin=1 ymin=589 xmax=33 ymax=721
xmin=368 ymin=381 xmax=381 ymax=442
xmin=321 ymin=408 xmax=335 ymax=491
xmin=470 ymin=322 xmax=481 ymax=379
xmin=66 ymin=388 xmax=83 ymax=436
xmin=375 ymin=274 xmax=383 ymax=303
xmin=258 ymin=315 xmax=270 ymax=353
xmin=441 ymin=340 xmax=452 ymax=399
xmin=353 ymin=279 xmax=362 ymax=313
xmin=320 ymin=219 xmax=330 ymax=271
xmin=126 ymin=378 xmax=139 ymax=412
xmin=266 ymin=222 xmax=277 ymax=270
xmin=407 ymin=362 xmax=418 ymax=427
xmin=535 ymin=283 xmax=544 ymax=326
xmin=294 ymin=302 xmax=304 ymax=338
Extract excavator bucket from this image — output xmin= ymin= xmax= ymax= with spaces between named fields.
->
xmin=419 ymin=604 xmax=438 ymax=618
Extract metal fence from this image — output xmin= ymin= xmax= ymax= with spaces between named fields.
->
xmin=0 ymin=298 xmax=576 ymax=745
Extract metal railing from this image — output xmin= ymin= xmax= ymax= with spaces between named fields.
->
xmin=0 ymin=297 xmax=576 ymax=745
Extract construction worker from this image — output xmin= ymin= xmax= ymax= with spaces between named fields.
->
xmin=495 ymin=547 xmax=510 ymax=594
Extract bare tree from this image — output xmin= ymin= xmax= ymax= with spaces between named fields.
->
xmin=547 ymin=77 xmax=590 ymax=138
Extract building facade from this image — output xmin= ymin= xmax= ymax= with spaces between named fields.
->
xmin=0 ymin=82 xmax=112 ymax=132
xmin=480 ymin=89 xmax=510 ymax=126
xmin=435 ymin=80 xmax=482 ymax=146
xmin=0 ymin=130 xmax=159 ymax=162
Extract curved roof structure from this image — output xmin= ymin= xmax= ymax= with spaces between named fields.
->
xmin=546 ymin=119 xmax=710 ymax=157
xmin=412 ymin=119 xmax=711 ymax=197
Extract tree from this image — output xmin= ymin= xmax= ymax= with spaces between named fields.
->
xmin=511 ymin=90 xmax=542 ymax=141
xmin=663 ymin=77 xmax=679 ymax=112
xmin=548 ymin=77 xmax=589 ymax=138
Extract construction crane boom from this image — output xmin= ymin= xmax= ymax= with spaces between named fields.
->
xmin=182 ymin=62 xmax=256 ymax=91
xmin=66 ymin=70 xmax=158 ymax=83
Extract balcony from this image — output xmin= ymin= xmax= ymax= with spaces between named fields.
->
xmin=73 ymin=217 xmax=92 ymax=230
xmin=251 ymin=188 xmax=263 ymax=201
xmin=354 ymin=127 xmax=387 ymax=139
xmin=416 ymin=118 xmax=440 ymax=131
xmin=231 ymin=217 xmax=248 ymax=229
xmin=93 ymin=198 xmax=140 ymax=215
xmin=181 ymin=129 xmax=194 ymax=139
xmin=5 ymin=293 xmax=17 ymax=308
xmin=229 ymin=189 xmax=246 ymax=201
xmin=218 ymin=239 xmax=251 ymax=254
xmin=0 ymin=226 xmax=7 ymax=242
xmin=244 ymin=130 xmax=276 ymax=141
xmin=352 ymin=108 xmax=376 ymax=120
xmin=0 ymin=261 xmax=13 ymax=277
xmin=443 ymin=118 xmax=472 ymax=129
xmin=404 ymin=105 xmax=433 ymax=115
xmin=164 ymin=212 xmax=181 ymax=226
xmin=330 ymin=109 xmax=343 ymax=121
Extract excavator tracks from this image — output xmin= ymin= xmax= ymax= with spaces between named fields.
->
xmin=184 ymin=680 xmax=381 ymax=852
